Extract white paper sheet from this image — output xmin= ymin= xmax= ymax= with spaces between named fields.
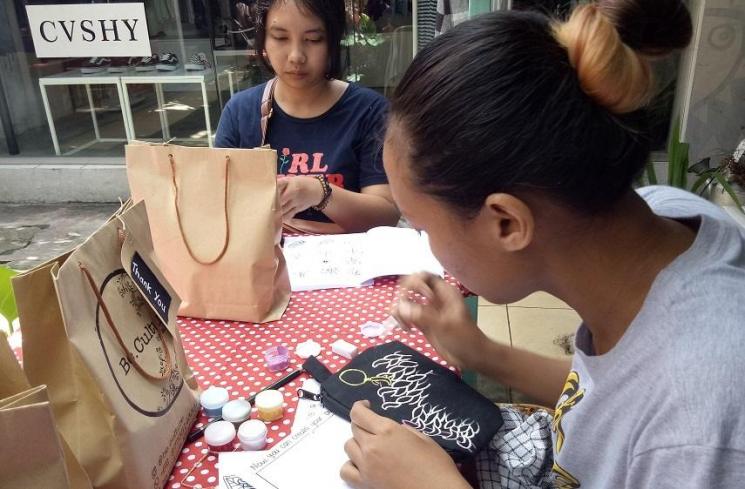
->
xmin=284 ymin=226 xmax=444 ymax=291
xmin=219 ymin=412 xmax=353 ymax=489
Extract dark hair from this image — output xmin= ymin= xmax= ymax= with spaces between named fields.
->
xmin=255 ymin=0 xmax=346 ymax=79
xmin=389 ymin=0 xmax=692 ymax=215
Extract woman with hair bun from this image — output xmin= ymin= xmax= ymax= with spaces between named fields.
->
xmin=341 ymin=1 xmax=745 ymax=488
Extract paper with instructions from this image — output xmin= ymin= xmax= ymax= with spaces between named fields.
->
xmin=284 ymin=226 xmax=444 ymax=291
xmin=219 ymin=411 xmax=353 ymax=489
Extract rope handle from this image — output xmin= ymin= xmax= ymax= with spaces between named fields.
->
xmin=169 ymin=153 xmax=231 ymax=265
xmin=79 ymin=262 xmax=173 ymax=381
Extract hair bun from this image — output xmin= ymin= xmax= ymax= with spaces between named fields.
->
xmin=598 ymin=0 xmax=693 ymax=57
xmin=553 ymin=0 xmax=692 ymax=114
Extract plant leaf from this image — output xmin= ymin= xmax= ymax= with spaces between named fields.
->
xmin=712 ymin=173 xmax=745 ymax=214
xmin=691 ymin=173 xmax=714 ymax=194
xmin=0 ymin=266 xmax=19 ymax=333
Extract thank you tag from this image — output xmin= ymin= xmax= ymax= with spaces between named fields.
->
xmin=131 ymin=252 xmax=171 ymax=324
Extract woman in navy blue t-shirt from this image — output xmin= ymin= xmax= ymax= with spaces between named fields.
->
xmin=215 ymin=0 xmax=400 ymax=234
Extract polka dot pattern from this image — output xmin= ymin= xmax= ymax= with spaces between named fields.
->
xmin=166 ymin=276 xmax=459 ymax=488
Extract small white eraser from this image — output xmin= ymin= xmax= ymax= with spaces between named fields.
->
xmin=331 ymin=339 xmax=358 ymax=359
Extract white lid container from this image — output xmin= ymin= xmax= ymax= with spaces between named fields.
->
xmin=200 ymin=386 xmax=229 ymax=410
xmin=238 ymin=419 xmax=268 ymax=451
xmin=255 ymin=390 xmax=284 ymax=409
xmin=222 ymin=399 xmax=252 ymax=424
xmin=204 ymin=420 xmax=236 ymax=450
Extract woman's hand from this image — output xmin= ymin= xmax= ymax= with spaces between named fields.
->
xmin=341 ymin=401 xmax=470 ymax=489
xmin=277 ymin=175 xmax=324 ymax=221
xmin=392 ymin=272 xmax=489 ymax=371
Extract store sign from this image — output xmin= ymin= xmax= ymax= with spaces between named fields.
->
xmin=26 ymin=3 xmax=151 ymax=58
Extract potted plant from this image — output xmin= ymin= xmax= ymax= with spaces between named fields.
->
xmin=645 ymin=120 xmax=744 ymax=211
xmin=694 ymin=139 xmax=745 ymax=209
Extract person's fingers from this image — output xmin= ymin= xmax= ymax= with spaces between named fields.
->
xmin=396 ymin=297 xmax=439 ymax=332
xmin=429 ymin=275 xmax=463 ymax=304
xmin=390 ymin=304 xmax=413 ymax=332
xmin=283 ymin=205 xmax=299 ymax=221
xmin=339 ymin=460 xmax=363 ymax=488
xmin=350 ymin=400 xmax=389 ymax=434
xmin=398 ymin=273 xmax=436 ymax=302
xmin=351 ymin=419 xmax=376 ymax=445
xmin=344 ymin=437 xmax=365 ymax=465
xmin=276 ymin=177 xmax=288 ymax=193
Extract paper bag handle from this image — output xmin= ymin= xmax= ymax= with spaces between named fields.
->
xmin=169 ymin=153 xmax=231 ymax=265
xmin=79 ymin=263 xmax=173 ymax=381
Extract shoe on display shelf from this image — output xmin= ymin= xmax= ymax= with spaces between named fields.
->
xmin=134 ymin=55 xmax=158 ymax=71
xmin=156 ymin=52 xmax=180 ymax=71
xmin=185 ymin=52 xmax=211 ymax=71
xmin=81 ymin=57 xmax=111 ymax=74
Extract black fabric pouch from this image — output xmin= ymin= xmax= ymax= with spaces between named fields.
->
xmin=302 ymin=341 xmax=503 ymax=461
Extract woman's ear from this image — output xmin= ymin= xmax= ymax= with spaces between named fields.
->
xmin=480 ymin=193 xmax=535 ymax=252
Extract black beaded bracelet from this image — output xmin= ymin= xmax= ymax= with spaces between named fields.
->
xmin=311 ymin=175 xmax=333 ymax=211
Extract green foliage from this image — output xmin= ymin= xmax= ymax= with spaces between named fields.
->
xmin=666 ymin=118 xmax=690 ymax=189
xmin=0 ymin=266 xmax=19 ymax=334
xmin=644 ymin=118 xmax=743 ymax=212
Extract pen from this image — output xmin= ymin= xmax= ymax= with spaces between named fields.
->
xmin=186 ymin=368 xmax=304 ymax=443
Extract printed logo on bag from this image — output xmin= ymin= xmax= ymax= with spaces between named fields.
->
xmin=131 ymin=252 xmax=171 ymax=324
xmin=96 ymin=269 xmax=184 ymax=417
xmin=25 ymin=3 xmax=151 ymax=58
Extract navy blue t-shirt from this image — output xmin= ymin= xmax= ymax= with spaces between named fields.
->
xmin=215 ymin=82 xmax=389 ymax=222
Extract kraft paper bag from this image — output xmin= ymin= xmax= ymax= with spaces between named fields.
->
xmin=126 ymin=142 xmax=291 ymax=322
xmin=0 ymin=335 xmax=92 ymax=489
xmin=12 ymin=201 xmax=200 ymax=489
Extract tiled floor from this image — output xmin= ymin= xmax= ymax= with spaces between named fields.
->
xmin=474 ymin=292 xmax=581 ymax=404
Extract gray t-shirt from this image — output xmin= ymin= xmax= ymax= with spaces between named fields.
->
xmin=551 ymin=186 xmax=745 ymax=488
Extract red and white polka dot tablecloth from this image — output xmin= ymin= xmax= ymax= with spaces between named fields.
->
xmin=167 ymin=276 xmax=451 ymax=489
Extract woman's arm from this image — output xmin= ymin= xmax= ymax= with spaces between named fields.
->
xmin=279 ymin=177 xmax=400 ymax=234
xmin=394 ymin=273 xmax=571 ymax=408
xmin=321 ymin=183 xmax=400 ymax=233
xmin=472 ymin=341 xmax=571 ymax=408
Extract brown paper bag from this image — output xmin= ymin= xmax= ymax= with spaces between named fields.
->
xmin=0 ymin=334 xmax=92 ymax=489
xmin=12 ymin=201 xmax=200 ymax=489
xmin=126 ymin=142 xmax=291 ymax=322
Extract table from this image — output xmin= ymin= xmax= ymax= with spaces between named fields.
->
xmin=165 ymin=276 xmax=450 ymax=489
xmin=119 ymin=69 xmax=215 ymax=147
xmin=39 ymin=72 xmax=132 ymax=156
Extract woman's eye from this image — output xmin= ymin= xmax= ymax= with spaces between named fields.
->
xmin=272 ymin=36 xmax=288 ymax=41
xmin=306 ymin=38 xmax=324 ymax=43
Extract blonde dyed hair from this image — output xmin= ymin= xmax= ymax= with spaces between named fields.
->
xmin=553 ymin=3 xmax=652 ymax=114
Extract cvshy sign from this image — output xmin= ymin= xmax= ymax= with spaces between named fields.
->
xmin=26 ymin=3 xmax=151 ymax=58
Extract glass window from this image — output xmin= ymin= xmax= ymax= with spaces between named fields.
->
xmin=0 ymin=0 xmax=417 ymax=158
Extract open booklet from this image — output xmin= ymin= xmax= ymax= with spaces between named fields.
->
xmin=219 ymin=411 xmax=352 ymax=489
xmin=283 ymin=226 xmax=444 ymax=291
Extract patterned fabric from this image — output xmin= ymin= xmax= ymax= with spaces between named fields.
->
xmin=477 ymin=406 xmax=554 ymax=489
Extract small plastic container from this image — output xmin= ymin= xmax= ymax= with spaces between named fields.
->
xmin=295 ymin=339 xmax=322 ymax=359
xmin=238 ymin=419 xmax=268 ymax=451
xmin=263 ymin=345 xmax=290 ymax=371
xmin=255 ymin=389 xmax=284 ymax=422
xmin=204 ymin=420 xmax=236 ymax=453
xmin=200 ymin=386 xmax=229 ymax=418
xmin=222 ymin=399 xmax=252 ymax=427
